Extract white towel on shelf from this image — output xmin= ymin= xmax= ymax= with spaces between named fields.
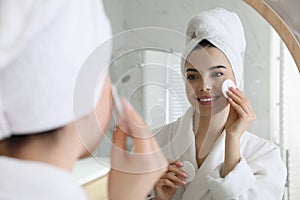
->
xmin=182 ymin=8 xmax=246 ymax=87
xmin=0 ymin=0 xmax=112 ymax=139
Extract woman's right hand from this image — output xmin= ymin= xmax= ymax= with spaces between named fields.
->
xmin=108 ymin=99 xmax=168 ymax=200
xmin=153 ymin=160 xmax=188 ymax=200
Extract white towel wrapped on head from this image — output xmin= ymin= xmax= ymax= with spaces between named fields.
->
xmin=0 ymin=0 xmax=112 ymax=140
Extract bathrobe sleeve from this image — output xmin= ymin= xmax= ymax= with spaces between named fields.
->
xmin=207 ymin=144 xmax=287 ymax=200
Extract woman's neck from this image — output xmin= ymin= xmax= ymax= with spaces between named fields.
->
xmin=193 ymin=108 xmax=229 ymax=165
xmin=193 ymin=108 xmax=229 ymax=137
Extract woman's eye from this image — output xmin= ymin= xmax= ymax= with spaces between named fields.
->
xmin=186 ymin=74 xmax=199 ymax=80
xmin=212 ymin=72 xmax=223 ymax=77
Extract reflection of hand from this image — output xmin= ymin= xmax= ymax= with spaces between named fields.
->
xmin=153 ymin=160 xmax=187 ymax=200
xmin=225 ymin=87 xmax=256 ymax=139
xmin=223 ymin=87 xmax=256 ymax=177
xmin=108 ymin=100 xmax=168 ymax=200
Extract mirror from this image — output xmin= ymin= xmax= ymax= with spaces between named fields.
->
xmin=95 ymin=0 xmax=300 ymax=199
xmin=244 ymin=1 xmax=300 ymax=199
xmin=245 ymin=0 xmax=300 ymax=72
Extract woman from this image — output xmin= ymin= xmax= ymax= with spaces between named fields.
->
xmin=153 ymin=8 xmax=286 ymax=200
xmin=0 ymin=1 xmax=167 ymax=199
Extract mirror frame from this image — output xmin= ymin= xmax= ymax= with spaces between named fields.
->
xmin=244 ymin=0 xmax=300 ymax=73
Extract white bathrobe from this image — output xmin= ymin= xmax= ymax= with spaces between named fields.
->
xmin=0 ymin=156 xmax=86 ymax=200
xmin=154 ymin=107 xmax=287 ymax=200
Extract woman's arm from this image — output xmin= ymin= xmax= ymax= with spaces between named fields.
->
xmin=223 ymin=135 xmax=241 ymax=177
xmin=209 ymin=87 xmax=286 ymax=199
xmin=223 ymin=87 xmax=256 ymax=177
xmin=108 ymin=100 xmax=168 ymax=200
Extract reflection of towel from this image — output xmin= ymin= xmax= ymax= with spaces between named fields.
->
xmin=183 ymin=8 xmax=246 ymax=87
xmin=0 ymin=0 xmax=112 ymax=139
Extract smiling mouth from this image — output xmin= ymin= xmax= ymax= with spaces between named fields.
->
xmin=197 ymin=97 xmax=217 ymax=102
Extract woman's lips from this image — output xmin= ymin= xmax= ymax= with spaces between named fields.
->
xmin=196 ymin=96 xmax=219 ymax=105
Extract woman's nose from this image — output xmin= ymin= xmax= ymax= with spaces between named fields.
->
xmin=198 ymin=78 xmax=212 ymax=91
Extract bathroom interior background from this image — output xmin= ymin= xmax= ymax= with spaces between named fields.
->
xmin=92 ymin=0 xmax=300 ymax=199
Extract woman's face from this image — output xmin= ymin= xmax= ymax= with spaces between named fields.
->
xmin=184 ymin=47 xmax=236 ymax=117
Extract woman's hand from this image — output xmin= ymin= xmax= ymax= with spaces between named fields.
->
xmin=225 ymin=87 xmax=256 ymax=139
xmin=108 ymin=100 xmax=168 ymax=200
xmin=153 ymin=160 xmax=187 ymax=200
xmin=222 ymin=87 xmax=256 ymax=177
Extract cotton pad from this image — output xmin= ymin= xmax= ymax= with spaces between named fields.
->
xmin=222 ymin=79 xmax=236 ymax=98
xmin=181 ymin=161 xmax=195 ymax=182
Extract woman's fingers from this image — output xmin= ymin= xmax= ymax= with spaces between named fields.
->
xmin=112 ymin=126 xmax=127 ymax=150
xmin=226 ymin=87 xmax=256 ymax=121
xmin=168 ymin=165 xmax=187 ymax=179
xmin=112 ymin=98 xmax=167 ymax=173
xmin=120 ymin=99 xmax=159 ymax=153
xmin=170 ymin=160 xmax=184 ymax=167
xmin=159 ymin=161 xmax=188 ymax=186
xmin=227 ymin=97 xmax=247 ymax=117
xmin=228 ymin=88 xmax=248 ymax=110
xmin=227 ymin=88 xmax=252 ymax=113
xmin=157 ymin=179 xmax=178 ymax=190
xmin=161 ymin=172 xmax=186 ymax=186
xmin=235 ymin=88 xmax=256 ymax=117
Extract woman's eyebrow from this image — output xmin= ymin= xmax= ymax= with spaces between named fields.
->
xmin=209 ymin=65 xmax=226 ymax=70
xmin=186 ymin=68 xmax=198 ymax=72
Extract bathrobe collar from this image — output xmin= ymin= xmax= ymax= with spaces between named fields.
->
xmin=170 ymin=107 xmax=226 ymax=199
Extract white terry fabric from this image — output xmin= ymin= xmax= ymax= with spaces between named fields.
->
xmin=182 ymin=8 xmax=246 ymax=87
xmin=0 ymin=156 xmax=86 ymax=200
xmin=154 ymin=107 xmax=287 ymax=200
xmin=0 ymin=0 xmax=112 ymax=139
